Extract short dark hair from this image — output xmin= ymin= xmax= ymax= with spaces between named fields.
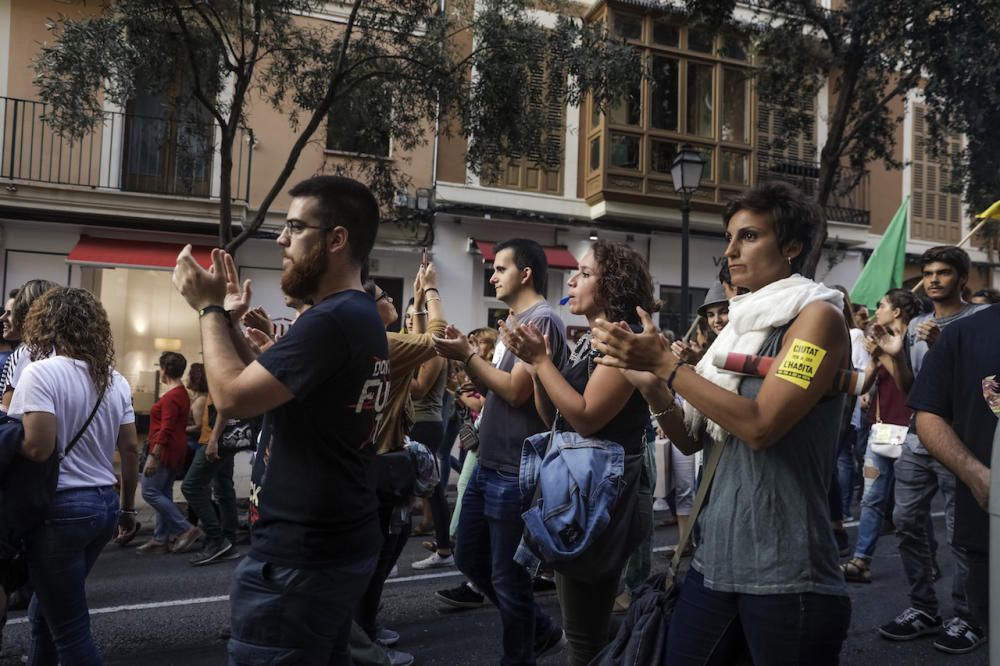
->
xmin=885 ymin=288 xmax=924 ymax=322
xmin=287 ymin=176 xmax=380 ymax=266
xmin=919 ymin=245 xmax=970 ymax=279
xmin=158 ymin=352 xmax=187 ymax=380
xmin=493 ymin=238 xmax=548 ymax=295
xmin=723 ymin=181 xmax=822 ymax=275
xmin=187 ymin=362 xmax=208 ymax=393
xmin=7 ymin=289 xmax=18 ymax=300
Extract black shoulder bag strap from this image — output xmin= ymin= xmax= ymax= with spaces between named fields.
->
xmin=60 ymin=387 xmax=106 ymax=462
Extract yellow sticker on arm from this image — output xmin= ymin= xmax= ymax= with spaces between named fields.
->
xmin=774 ymin=338 xmax=827 ymax=390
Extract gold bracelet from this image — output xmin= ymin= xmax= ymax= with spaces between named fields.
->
xmin=649 ymin=401 xmax=676 ymax=419
xmin=426 ymin=297 xmax=441 ymax=303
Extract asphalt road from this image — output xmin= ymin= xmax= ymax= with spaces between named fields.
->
xmin=0 ymin=503 xmax=987 ymax=665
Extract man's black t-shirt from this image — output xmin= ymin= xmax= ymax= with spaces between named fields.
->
xmin=908 ymin=304 xmax=1000 ymax=555
xmin=249 ymin=289 xmax=390 ymax=568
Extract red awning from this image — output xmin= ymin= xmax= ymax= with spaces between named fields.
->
xmin=67 ymin=236 xmax=214 ymax=271
xmin=474 ymin=240 xmax=578 ymax=270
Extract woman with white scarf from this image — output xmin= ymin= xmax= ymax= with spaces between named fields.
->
xmin=593 ymin=182 xmax=853 ymax=665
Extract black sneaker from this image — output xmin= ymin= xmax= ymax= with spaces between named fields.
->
xmin=933 ymin=618 xmax=986 ymax=654
xmin=189 ymin=539 xmax=235 ymax=567
xmin=534 ymin=627 xmax=567 ymax=659
xmin=435 ymin=583 xmax=485 ymax=609
xmin=879 ymin=607 xmax=942 ymax=641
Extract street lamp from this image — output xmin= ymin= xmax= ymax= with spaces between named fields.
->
xmin=671 ymin=144 xmax=705 ymax=331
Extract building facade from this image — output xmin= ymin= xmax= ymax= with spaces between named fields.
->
xmin=0 ymin=0 xmax=997 ymax=491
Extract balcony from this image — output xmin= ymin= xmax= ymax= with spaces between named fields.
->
xmin=757 ymin=156 xmax=870 ymax=226
xmin=0 ymin=96 xmax=251 ymax=202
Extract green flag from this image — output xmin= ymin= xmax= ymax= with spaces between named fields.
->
xmin=850 ymin=196 xmax=909 ymax=309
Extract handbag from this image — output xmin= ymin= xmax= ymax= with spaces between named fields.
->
xmin=374 ymin=449 xmax=416 ymax=501
xmin=868 ymin=379 xmax=908 ymax=459
xmin=590 ymin=434 xmax=725 ymax=666
xmin=2 ymin=390 xmax=104 ymax=537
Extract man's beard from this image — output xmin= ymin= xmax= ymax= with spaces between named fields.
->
xmin=281 ymin=241 xmax=327 ymax=301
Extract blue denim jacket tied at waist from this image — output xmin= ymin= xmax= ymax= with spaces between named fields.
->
xmin=515 ymin=429 xmax=625 ymax=572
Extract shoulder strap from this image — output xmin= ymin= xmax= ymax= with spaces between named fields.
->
xmin=62 ymin=386 xmax=106 ymax=460
xmin=667 ymin=436 xmax=725 ymax=581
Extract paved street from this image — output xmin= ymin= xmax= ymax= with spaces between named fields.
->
xmin=0 ymin=505 xmax=987 ymax=665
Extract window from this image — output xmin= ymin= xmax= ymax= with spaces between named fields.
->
xmin=658 ymin=285 xmax=708 ymax=335
xmin=721 ymin=35 xmax=749 ymax=61
xmin=650 ymin=139 xmax=678 ymax=174
xmin=650 ymin=56 xmax=679 ymax=131
xmin=326 ymin=86 xmax=391 ymax=157
xmin=610 ymin=133 xmax=640 ymax=170
xmin=688 ymin=27 xmax=714 ymax=53
xmin=590 ymin=137 xmax=601 ymax=172
xmin=720 ymin=150 xmax=748 ymax=184
xmin=686 ymin=63 xmax=714 ymax=138
xmin=609 ymin=74 xmax=641 ymax=126
xmin=722 ymin=69 xmax=749 ymax=144
xmin=614 ymin=14 xmax=643 ymax=41
xmin=652 ymin=20 xmax=679 ymax=47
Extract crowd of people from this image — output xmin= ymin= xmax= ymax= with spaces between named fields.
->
xmin=0 ymin=174 xmax=995 ymax=666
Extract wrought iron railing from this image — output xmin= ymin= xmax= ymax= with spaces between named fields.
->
xmin=757 ymin=155 xmax=870 ymax=226
xmin=0 ymin=96 xmax=251 ymax=202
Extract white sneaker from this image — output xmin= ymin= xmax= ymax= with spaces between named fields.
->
xmin=653 ymin=499 xmax=670 ymax=512
xmin=412 ymin=551 xmax=455 ymax=570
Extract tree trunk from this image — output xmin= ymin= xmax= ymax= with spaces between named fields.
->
xmin=217 ymin=132 xmax=235 ymax=249
xmin=802 ymin=48 xmax=863 ymax=279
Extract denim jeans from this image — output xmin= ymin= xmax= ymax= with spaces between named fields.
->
xmin=26 ymin=486 xmax=119 ymax=666
xmin=664 ymin=569 xmax=852 ymax=666
xmin=455 ymin=463 xmax=557 ymax=666
xmin=228 ymin=553 xmax=376 ymax=666
xmin=836 ymin=425 xmax=858 ymax=517
xmin=892 ymin=447 xmax=971 ymax=621
xmin=853 ymin=444 xmax=895 ymax=560
xmin=141 ymin=465 xmax=191 ymax=543
xmin=181 ymin=446 xmax=238 ymax=543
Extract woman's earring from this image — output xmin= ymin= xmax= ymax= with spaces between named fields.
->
xmin=786 ymin=257 xmax=792 ymax=265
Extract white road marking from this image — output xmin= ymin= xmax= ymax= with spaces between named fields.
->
xmin=5 ymin=511 xmax=948 ymax=624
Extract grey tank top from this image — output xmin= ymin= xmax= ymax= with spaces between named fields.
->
xmin=412 ymin=360 xmax=447 ymax=423
xmin=692 ymin=325 xmax=848 ymax=597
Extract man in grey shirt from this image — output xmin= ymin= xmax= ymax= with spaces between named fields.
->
xmin=879 ymin=246 xmax=988 ymax=655
xmin=434 ymin=238 xmax=568 ymax=664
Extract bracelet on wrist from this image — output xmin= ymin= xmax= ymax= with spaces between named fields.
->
xmin=198 ymin=305 xmax=232 ymax=324
xmin=666 ymin=363 xmax=684 ymax=394
xmin=426 ymin=297 xmax=441 ymax=304
xmin=650 ymin=401 xmax=676 ymax=419
xmin=423 ymin=287 xmax=440 ymax=295
xmin=120 ymin=509 xmax=138 ymax=516
xmin=463 ymin=351 xmax=477 ymax=367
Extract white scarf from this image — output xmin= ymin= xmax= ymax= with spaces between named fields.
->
xmin=682 ymin=274 xmax=844 ymax=444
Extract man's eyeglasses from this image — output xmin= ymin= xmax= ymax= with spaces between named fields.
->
xmin=375 ymin=291 xmax=391 ymax=303
xmin=282 ymin=220 xmax=330 ymax=235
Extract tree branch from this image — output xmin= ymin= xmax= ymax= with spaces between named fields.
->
xmin=187 ymin=0 xmax=240 ymax=72
xmin=840 ymin=70 xmax=920 ymax=149
xmin=227 ymin=0 xmax=366 ymax=251
xmin=168 ymin=1 xmax=227 ymax=128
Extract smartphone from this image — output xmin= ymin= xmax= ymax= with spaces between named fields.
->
xmin=421 ymin=248 xmax=428 ymax=267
